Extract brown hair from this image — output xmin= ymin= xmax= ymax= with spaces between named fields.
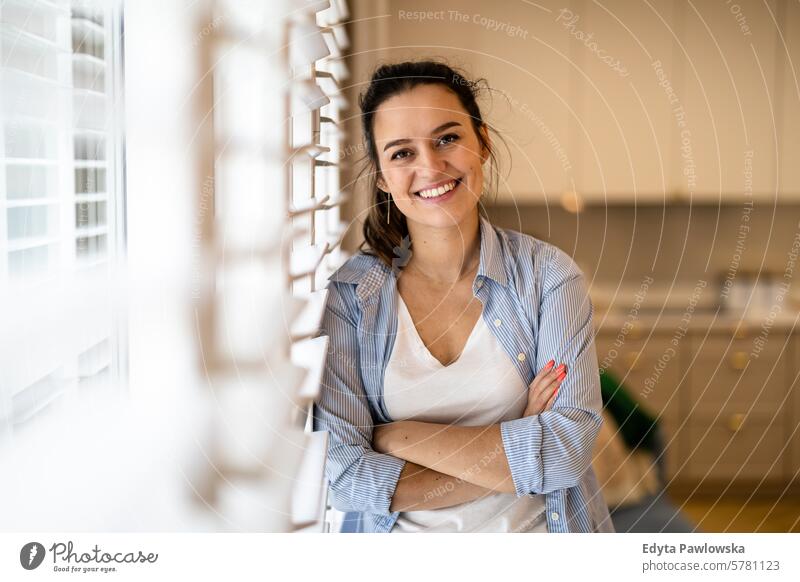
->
xmin=355 ymin=60 xmax=504 ymax=269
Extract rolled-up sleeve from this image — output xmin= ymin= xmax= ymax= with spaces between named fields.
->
xmin=500 ymin=246 xmax=603 ymax=496
xmin=312 ymin=281 xmax=405 ymax=514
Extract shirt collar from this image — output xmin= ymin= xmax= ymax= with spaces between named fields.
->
xmin=476 ymin=214 xmax=508 ymax=288
xmin=328 ymin=214 xmax=508 ymax=302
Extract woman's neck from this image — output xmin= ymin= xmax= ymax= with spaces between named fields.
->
xmin=404 ymin=212 xmax=481 ymax=285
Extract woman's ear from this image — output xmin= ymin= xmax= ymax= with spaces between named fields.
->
xmin=376 ymin=175 xmax=388 ymax=193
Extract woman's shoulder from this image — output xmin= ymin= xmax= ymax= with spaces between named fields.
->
xmin=327 ymin=251 xmax=386 ymax=285
xmin=493 ymin=223 xmax=583 ymax=279
xmin=319 ymin=253 xmax=386 ymax=324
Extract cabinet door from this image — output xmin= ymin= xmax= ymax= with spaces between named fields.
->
xmin=684 ymin=332 xmax=790 ymax=481
xmin=687 ymin=334 xmax=789 ymax=415
xmin=684 ymin=417 xmax=786 ymax=480
xmin=679 ymin=0 xmax=779 ymax=201
xmin=487 ymin=3 xmax=574 ymax=202
xmin=779 ymin=0 xmax=800 ymax=198
xmin=571 ymin=0 xmax=678 ymax=202
xmin=596 ymin=331 xmax=682 ymax=421
xmin=595 ymin=331 xmax=683 ymax=479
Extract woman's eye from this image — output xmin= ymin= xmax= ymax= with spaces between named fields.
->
xmin=391 ymin=149 xmax=412 ymax=161
xmin=438 ymin=133 xmax=459 ymax=146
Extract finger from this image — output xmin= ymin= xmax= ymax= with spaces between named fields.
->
xmin=535 ymin=382 xmax=561 ymax=415
xmin=542 ymin=359 xmax=556 ymax=372
xmin=531 ymin=360 xmax=555 ymax=383
xmin=546 ymin=376 xmax=565 ymax=408
xmin=529 ymin=361 xmax=563 ymax=389
xmin=543 ymin=363 xmax=565 ymax=383
xmin=534 ymin=377 xmax=559 ymax=399
xmin=534 ymin=374 xmax=563 ymax=406
xmin=536 ymin=365 xmax=566 ymax=394
xmin=544 ymin=386 xmax=559 ymax=410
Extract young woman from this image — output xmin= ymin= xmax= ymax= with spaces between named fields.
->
xmin=313 ymin=61 xmax=613 ymax=533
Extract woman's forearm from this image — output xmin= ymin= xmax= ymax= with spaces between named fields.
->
xmin=389 ymin=461 xmax=495 ymax=511
xmin=375 ymin=421 xmax=517 ymax=494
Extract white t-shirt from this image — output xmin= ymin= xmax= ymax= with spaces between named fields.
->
xmin=383 ymin=290 xmax=547 ymax=533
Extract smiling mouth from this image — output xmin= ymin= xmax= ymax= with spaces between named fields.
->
xmin=413 ymin=177 xmax=463 ymax=199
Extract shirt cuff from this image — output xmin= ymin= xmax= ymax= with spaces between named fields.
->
xmin=360 ymin=451 xmax=406 ymax=516
xmin=500 ymin=415 xmax=544 ymax=497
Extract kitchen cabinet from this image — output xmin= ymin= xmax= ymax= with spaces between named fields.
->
xmin=351 ymin=0 xmax=798 ymax=203
xmin=572 ymin=0 xmax=678 ymax=203
xmin=679 ymin=0 xmax=779 ymax=202
xmin=596 ymin=330 xmax=682 ymax=423
xmin=684 ymin=331 xmax=790 ymax=481
xmin=684 ymin=417 xmax=786 ymax=481
xmin=594 ymin=330 xmax=683 ymax=480
xmin=779 ymin=0 xmax=800 ymax=198
xmin=595 ymin=324 xmax=799 ymax=487
xmin=492 ymin=2 xmax=574 ymax=203
xmin=686 ymin=333 xmax=788 ymax=415
xmin=499 ymin=0 xmax=788 ymax=203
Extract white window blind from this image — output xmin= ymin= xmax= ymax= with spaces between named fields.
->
xmin=288 ymin=0 xmax=351 ymax=532
xmin=0 ymin=0 xmax=124 ymax=435
xmin=194 ymin=0 xmax=350 ymax=532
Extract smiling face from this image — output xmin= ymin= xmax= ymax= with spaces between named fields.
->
xmin=373 ymin=83 xmax=489 ymax=229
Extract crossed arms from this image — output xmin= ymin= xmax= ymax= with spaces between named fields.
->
xmin=372 ymin=362 xmax=564 ymax=511
xmin=313 ymin=250 xmax=603 ymax=516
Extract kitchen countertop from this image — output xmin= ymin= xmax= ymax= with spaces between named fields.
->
xmin=589 ymin=283 xmax=800 ymax=333
xmin=593 ymin=307 xmax=800 ymax=334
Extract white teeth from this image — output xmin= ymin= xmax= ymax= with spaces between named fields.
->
xmin=417 ymin=180 xmax=458 ymax=198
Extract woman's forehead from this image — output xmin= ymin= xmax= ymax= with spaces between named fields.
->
xmin=373 ymin=86 xmax=469 ymax=140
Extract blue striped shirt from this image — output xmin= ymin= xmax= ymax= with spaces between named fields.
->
xmin=313 ymin=215 xmax=614 ymax=533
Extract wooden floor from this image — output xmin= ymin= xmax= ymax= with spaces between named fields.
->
xmin=670 ymin=495 xmax=800 ymax=532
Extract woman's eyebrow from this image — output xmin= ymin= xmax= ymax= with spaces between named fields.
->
xmin=382 ymin=121 xmax=463 ymax=152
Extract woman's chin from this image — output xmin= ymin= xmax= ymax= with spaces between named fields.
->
xmin=408 ymin=205 xmax=479 ymax=229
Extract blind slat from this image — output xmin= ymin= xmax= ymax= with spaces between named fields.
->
xmin=291 ymin=430 xmax=329 ymax=528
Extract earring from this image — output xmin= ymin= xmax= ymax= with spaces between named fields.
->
xmin=387 ymin=193 xmax=391 ymax=224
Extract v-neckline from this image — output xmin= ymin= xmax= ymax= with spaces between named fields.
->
xmin=397 ymin=290 xmax=484 ymax=369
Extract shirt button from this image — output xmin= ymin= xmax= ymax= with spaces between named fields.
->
xmin=476 ymin=279 xmax=483 ymax=288
xmin=517 ymin=353 xmax=526 ymax=362
xmin=550 ymin=512 xmax=560 ymax=521
xmin=494 ymin=319 xmax=502 ymax=327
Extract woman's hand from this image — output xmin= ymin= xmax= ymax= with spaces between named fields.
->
xmin=523 ymin=360 xmax=566 ymax=416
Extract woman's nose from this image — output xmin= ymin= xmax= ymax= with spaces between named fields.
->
xmin=415 ymin=145 xmax=448 ymax=174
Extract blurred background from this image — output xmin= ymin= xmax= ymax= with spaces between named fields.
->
xmin=341 ymin=0 xmax=800 ymax=533
xmin=0 ymin=0 xmax=797 ymax=533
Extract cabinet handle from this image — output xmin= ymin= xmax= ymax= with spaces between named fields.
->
xmin=727 ymin=413 xmax=746 ymax=432
xmin=624 ymin=351 xmax=640 ymax=370
xmin=729 ymin=351 xmax=748 ymax=371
